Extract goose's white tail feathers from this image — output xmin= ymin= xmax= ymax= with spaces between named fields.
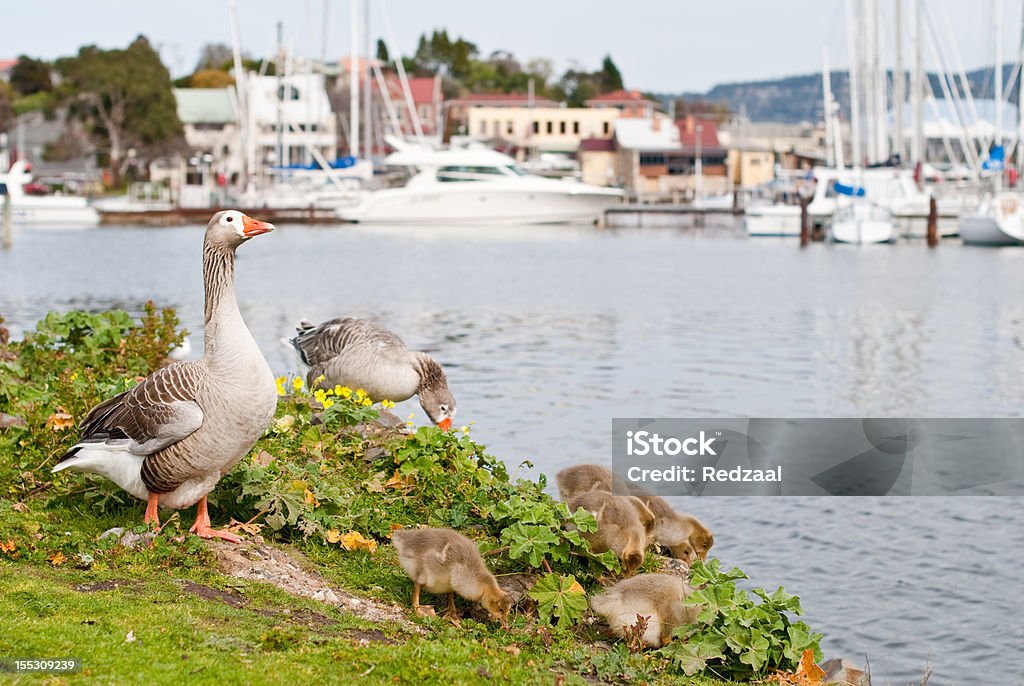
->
xmin=52 ymin=445 xmax=149 ymax=501
xmin=280 ymin=336 xmax=311 ymax=375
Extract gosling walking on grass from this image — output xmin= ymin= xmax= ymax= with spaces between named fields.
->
xmin=392 ymin=527 xmax=511 ymax=626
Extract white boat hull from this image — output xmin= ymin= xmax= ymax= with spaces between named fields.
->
xmin=959 ymin=194 xmax=1024 ymax=246
xmin=337 ymin=186 xmax=622 ymax=225
xmin=744 ymin=204 xmax=802 ymax=236
xmin=831 ymin=218 xmax=895 ymax=244
xmin=959 ymin=214 xmax=1024 ymax=246
xmin=0 ymin=196 xmax=100 ymax=227
xmin=830 ymin=199 xmax=895 ymax=244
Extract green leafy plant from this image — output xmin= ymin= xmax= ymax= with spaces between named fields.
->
xmin=528 ymin=573 xmax=588 ymax=629
xmin=661 ymin=558 xmax=822 ymax=679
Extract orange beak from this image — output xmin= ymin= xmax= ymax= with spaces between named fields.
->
xmin=242 ymin=215 xmax=275 ymax=237
xmin=438 ymin=418 xmax=452 ymax=431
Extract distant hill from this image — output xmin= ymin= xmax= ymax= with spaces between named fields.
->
xmin=657 ymin=64 xmax=1019 ymax=123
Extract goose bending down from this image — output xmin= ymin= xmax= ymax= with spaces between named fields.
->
xmin=287 ymin=317 xmax=456 ymax=429
xmin=52 ymin=210 xmax=278 ymax=542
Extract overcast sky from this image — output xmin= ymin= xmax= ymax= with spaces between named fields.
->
xmin=2 ymin=1 xmax=1018 ymax=92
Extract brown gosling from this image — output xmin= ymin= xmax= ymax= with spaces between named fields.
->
xmin=391 ymin=527 xmax=511 ymax=626
xmin=556 ymin=464 xmax=714 ymax=563
xmin=590 ymin=573 xmax=699 ymax=648
xmin=635 ymin=494 xmax=714 ymax=563
xmin=556 ymin=463 xmax=615 ymax=500
xmin=567 ymin=491 xmax=655 ymax=574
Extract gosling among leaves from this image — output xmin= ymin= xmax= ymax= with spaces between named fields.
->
xmin=287 ymin=317 xmax=456 ymax=429
xmin=635 ymin=493 xmax=714 ymax=563
xmin=566 ymin=491 xmax=655 ymax=574
xmin=558 ymin=464 xmax=714 ymax=563
xmin=590 ymin=573 xmax=698 ymax=648
xmin=392 ymin=527 xmax=511 ymax=626
xmin=556 ymin=463 xmax=615 ymax=501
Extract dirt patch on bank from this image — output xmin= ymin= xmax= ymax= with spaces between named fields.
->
xmin=209 ymin=537 xmax=418 ymax=632
xmin=179 ymin=579 xmax=248 ymax=608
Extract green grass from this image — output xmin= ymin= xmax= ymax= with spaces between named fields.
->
xmin=0 ymin=561 xmax=739 ymax=686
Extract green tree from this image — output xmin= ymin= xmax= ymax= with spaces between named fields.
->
xmin=598 ymin=55 xmax=624 ymax=93
xmin=189 ymin=69 xmax=235 ymax=88
xmin=0 ymin=82 xmax=14 ymax=133
xmin=10 ymin=56 xmax=53 ymax=96
xmin=58 ymin=36 xmax=184 ymax=186
xmin=375 ymin=39 xmax=390 ymax=64
xmin=196 ymin=42 xmax=234 ymax=71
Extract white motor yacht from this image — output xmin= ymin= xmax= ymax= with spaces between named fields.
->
xmin=336 ymin=145 xmax=622 ymax=225
xmin=0 ymin=160 xmax=100 ymax=227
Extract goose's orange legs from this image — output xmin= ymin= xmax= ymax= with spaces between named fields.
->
xmin=143 ymin=492 xmax=160 ymax=528
xmin=189 ymin=495 xmax=242 ymax=543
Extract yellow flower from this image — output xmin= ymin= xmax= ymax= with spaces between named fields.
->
xmin=355 ymin=388 xmax=367 ymax=401
xmin=361 ymin=398 xmax=373 ymax=407
xmin=292 ymin=377 xmax=304 ymax=391
xmin=313 ymin=388 xmax=327 ymax=404
xmin=275 ymin=376 xmax=286 ymax=396
xmin=336 ymin=386 xmax=352 ymax=398
xmin=461 ymin=426 xmax=470 ymax=434
xmin=381 ymin=399 xmax=395 ymax=409
xmin=70 ymin=372 xmax=78 ymax=381
xmin=315 ymin=374 xmax=325 ymax=385
xmin=322 ymin=398 xmax=335 ymax=409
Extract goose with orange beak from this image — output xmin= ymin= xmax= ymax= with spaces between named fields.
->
xmin=53 ymin=210 xmax=278 ymax=542
xmin=286 ymin=317 xmax=456 ymax=430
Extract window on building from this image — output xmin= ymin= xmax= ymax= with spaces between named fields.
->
xmin=507 ymin=121 xmax=514 ymax=134
xmin=277 ymin=85 xmax=301 ymax=101
xmin=546 ymin=121 xmax=553 ymax=134
xmin=640 ymin=153 xmax=667 ymax=167
xmin=532 ymin=121 xmax=539 ymax=134
xmin=603 ymin=121 xmax=610 ymax=135
xmin=573 ymin=121 xmax=580 ymax=134
xmin=667 ymin=156 xmax=691 ymax=175
xmin=559 ymin=121 xmax=566 ymax=134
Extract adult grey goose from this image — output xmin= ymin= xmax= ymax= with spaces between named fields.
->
xmin=52 ymin=210 xmax=278 ymax=542
xmin=288 ymin=318 xmax=456 ymax=430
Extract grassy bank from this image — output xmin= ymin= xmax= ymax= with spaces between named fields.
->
xmin=0 ymin=308 xmax=820 ymax=685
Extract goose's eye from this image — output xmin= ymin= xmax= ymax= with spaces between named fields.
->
xmin=226 ymin=216 xmax=233 ymax=222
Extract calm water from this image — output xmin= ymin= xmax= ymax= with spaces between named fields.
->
xmin=2 ymin=222 xmax=1022 ymax=683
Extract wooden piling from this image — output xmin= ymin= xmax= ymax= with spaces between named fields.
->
xmin=926 ymin=195 xmax=938 ymax=248
xmin=799 ymin=197 xmax=810 ymax=247
xmin=2 ymin=193 xmax=11 ymax=250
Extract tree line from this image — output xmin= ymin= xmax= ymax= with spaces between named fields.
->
xmin=0 ymin=30 xmax=633 ymax=186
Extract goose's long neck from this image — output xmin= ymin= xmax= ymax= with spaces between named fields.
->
xmin=202 ymin=238 xmax=243 ymax=362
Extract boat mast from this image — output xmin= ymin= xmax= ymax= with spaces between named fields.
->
xmin=996 ymin=0 xmax=1003 ymax=191
xmin=911 ymin=0 xmax=924 ymax=165
xmin=1018 ymin=0 xmax=1024 ymax=177
xmin=276 ymin=21 xmax=285 ymax=179
xmin=349 ymin=0 xmax=360 ymax=159
xmin=362 ymin=1 xmax=372 ymax=163
xmin=846 ymin=0 xmax=863 ymax=169
xmin=228 ymin=0 xmax=251 ymax=191
xmin=822 ymin=45 xmax=836 ymax=168
xmin=895 ymin=0 xmax=905 ymax=163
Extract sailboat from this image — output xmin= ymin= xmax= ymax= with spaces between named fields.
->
xmin=959 ymin=0 xmax=1024 ymax=245
xmin=830 ymin=185 xmax=895 ymax=243
xmin=829 ymin=0 xmax=896 ymax=245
